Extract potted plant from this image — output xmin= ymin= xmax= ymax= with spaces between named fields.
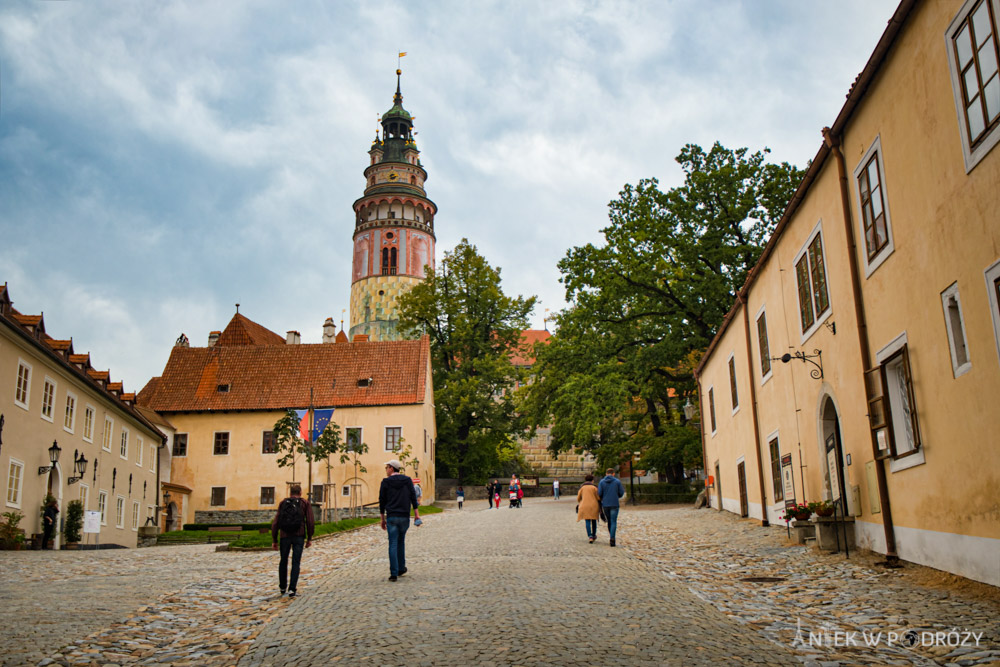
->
xmin=780 ymin=503 xmax=811 ymax=523
xmin=63 ymin=500 xmax=84 ymax=549
xmin=808 ymin=500 xmax=836 ymax=517
xmin=0 ymin=511 xmax=25 ymax=550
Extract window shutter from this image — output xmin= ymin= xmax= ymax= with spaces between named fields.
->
xmin=898 ymin=345 xmax=922 ymax=452
xmin=865 ymin=366 xmax=895 ymax=459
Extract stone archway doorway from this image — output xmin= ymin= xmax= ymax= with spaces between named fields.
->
xmin=821 ymin=397 xmax=848 ymax=509
xmin=45 ymin=464 xmax=63 ymax=549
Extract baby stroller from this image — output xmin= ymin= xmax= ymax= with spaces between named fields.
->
xmin=509 ymin=487 xmax=518 ymax=508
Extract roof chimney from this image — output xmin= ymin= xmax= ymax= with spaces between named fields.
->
xmin=286 ymin=330 xmax=301 ymax=345
xmin=323 ymin=317 xmax=337 ymax=343
xmin=207 ymin=331 xmax=221 ymax=348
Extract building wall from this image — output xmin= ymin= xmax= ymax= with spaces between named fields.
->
xmin=1 ymin=329 xmax=161 ymax=548
xmin=701 ymin=0 xmax=1000 ymax=586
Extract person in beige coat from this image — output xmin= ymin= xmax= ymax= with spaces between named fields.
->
xmin=576 ymin=474 xmax=601 ymax=543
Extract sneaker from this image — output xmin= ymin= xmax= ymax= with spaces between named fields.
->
xmin=279 ymin=589 xmax=286 ymax=596
xmin=588 ymin=537 xmax=595 ymax=543
xmin=388 ymin=575 xmax=398 ymax=582
xmin=288 ymin=590 xmax=297 ymax=599
xmin=610 ymin=538 xmax=616 ymax=547
xmin=399 ymin=568 xmax=408 ymax=576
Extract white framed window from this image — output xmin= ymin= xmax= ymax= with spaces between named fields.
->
xmin=941 ymin=282 xmax=972 ymax=377
xmin=98 ymin=490 xmax=108 ymax=525
xmin=79 ymin=483 xmax=89 ymax=509
xmin=756 ymin=306 xmax=772 ymax=384
xmin=136 ymin=437 xmax=144 ymax=467
xmin=149 ymin=444 xmax=156 ymax=472
xmin=115 ymin=496 xmax=125 ymax=528
xmin=852 ymin=136 xmax=895 ymax=276
xmin=867 ymin=333 xmax=926 ymax=473
xmin=727 ymin=353 xmax=739 ymax=414
xmin=794 ymin=222 xmax=832 ymax=341
xmin=102 ymin=416 xmax=114 ymax=452
xmin=83 ymin=405 xmax=95 ymax=442
xmin=14 ymin=359 xmax=31 ymax=410
xmin=131 ymin=501 xmax=140 ymax=531
xmin=984 ymin=258 xmax=1000 ymax=367
xmin=708 ymin=386 xmax=717 ymax=435
xmin=385 ymin=426 xmax=402 ymax=452
xmin=120 ymin=428 xmax=129 ymax=460
xmin=6 ymin=458 xmax=24 ymax=508
xmin=64 ymin=391 xmax=77 ymax=433
xmin=41 ymin=377 xmax=56 ymax=422
xmin=946 ymin=0 xmax=1000 ymax=172
xmin=342 ymin=485 xmax=351 ymax=497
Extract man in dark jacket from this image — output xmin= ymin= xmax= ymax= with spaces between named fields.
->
xmin=42 ymin=499 xmax=58 ymax=549
xmin=379 ymin=459 xmax=421 ymax=581
xmin=597 ymin=468 xmax=625 ymax=547
xmin=271 ymin=484 xmax=314 ymax=598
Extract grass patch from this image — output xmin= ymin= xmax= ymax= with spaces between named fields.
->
xmin=229 ymin=517 xmax=380 ymax=549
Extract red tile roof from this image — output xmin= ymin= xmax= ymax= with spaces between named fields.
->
xmin=137 ymin=337 xmax=431 ymax=412
xmin=216 ymin=313 xmax=285 ymax=347
xmin=44 ymin=339 xmax=73 ymax=352
xmin=510 ymin=329 xmax=551 ymax=366
xmin=69 ymin=353 xmax=91 ymax=367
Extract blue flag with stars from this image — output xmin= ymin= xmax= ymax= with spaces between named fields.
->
xmin=294 ymin=408 xmax=335 ymax=442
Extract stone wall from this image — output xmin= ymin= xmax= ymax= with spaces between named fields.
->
xmin=518 ymin=427 xmax=598 ymax=478
xmin=194 ymin=505 xmax=321 ymax=526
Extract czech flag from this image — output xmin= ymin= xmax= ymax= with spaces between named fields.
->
xmin=294 ymin=409 xmax=335 ymax=442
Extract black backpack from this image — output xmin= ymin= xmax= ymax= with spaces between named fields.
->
xmin=277 ymin=497 xmax=305 ymax=533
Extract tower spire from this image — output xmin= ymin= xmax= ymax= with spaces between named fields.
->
xmin=394 ymin=68 xmax=402 ymax=105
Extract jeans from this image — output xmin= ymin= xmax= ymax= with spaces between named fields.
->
xmin=585 ymin=519 xmax=597 ymax=539
xmin=386 ymin=516 xmax=410 ymax=577
xmin=279 ymin=535 xmax=305 ymax=592
xmin=554 ymin=489 xmax=560 ymax=500
xmin=603 ymin=506 xmax=620 ymax=540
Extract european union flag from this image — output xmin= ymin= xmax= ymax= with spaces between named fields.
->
xmin=295 ymin=409 xmax=335 ymax=442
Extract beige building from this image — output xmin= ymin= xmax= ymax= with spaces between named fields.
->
xmin=697 ymin=0 xmax=1000 ymax=586
xmin=1 ymin=285 xmax=164 ymax=548
xmin=137 ymin=312 xmax=436 ymax=528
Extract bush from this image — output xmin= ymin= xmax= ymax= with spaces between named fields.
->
xmin=182 ymin=522 xmax=272 ymax=531
xmin=0 ymin=511 xmax=25 ymax=550
xmin=64 ymin=500 xmax=84 ymax=543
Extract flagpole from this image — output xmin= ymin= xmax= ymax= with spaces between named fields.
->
xmin=308 ymin=387 xmax=314 ymax=505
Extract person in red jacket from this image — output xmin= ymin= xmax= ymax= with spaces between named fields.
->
xmin=271 ymin=484 xmax=314 ymax=598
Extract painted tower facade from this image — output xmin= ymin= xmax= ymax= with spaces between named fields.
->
xmin=349 ymin=70 xmax=437 ymax=341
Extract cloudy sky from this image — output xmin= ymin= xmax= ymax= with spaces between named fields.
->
xmin=1 ymin=0 xmax=898 ymax=392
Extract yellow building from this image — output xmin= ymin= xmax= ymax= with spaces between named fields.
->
xmin=1 ymin=284 xmax=164 ymax=548
xmin=697 ymin=0 xmax=1000 ymax=586
xmin=137 ymin=312 xmax=436 ymax=528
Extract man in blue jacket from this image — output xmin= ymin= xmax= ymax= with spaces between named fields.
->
xmin=597 ymin=468 xmax=625 ymax=547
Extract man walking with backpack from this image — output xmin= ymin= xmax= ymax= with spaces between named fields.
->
xmin=379 ymin=459 xmax=422 ymax=581
xmin=271 ymin=484 xmax=314 ymax=598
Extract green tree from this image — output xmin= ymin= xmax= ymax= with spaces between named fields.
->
xmin=398 ymin=239 xmax=536 ymax=483
xmin=522 ymin=142 xmax=802 ymax=481
xmin=272 ymin=409 xmax=343 ymax=478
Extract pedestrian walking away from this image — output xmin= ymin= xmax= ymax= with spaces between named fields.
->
xmin=379 ymin=459 xmax=422 ymax=581
xmin=576 ymin=474 xmax=600 ymax=543
xmin=597 ymin=468 xmax=625 ymax=547
xmin=456 ymin=486 xmax=464 ymax=510
xmin=485 ymin=481 xmax=494 ymax=509
xmin=42 ymin=498 xmax=58 ymax=550
xmin=271 ymin=484 xmax=314 ymax=598
xmin=553 ymin=478 xmax=560 ymax=500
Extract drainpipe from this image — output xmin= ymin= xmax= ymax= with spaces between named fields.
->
xmin=694 ymin=374 xmax=713 ymax=509
xmin=822 ymin=127 xmax=898 ymax=561
xmin=738 ymin=293 xmax=770 ymax=527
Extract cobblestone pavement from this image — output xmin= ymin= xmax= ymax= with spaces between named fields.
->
xmin=3 ymin=503 xmax=997 ymax=666
xmin=240 ymin=503 xmax=798 ymax=666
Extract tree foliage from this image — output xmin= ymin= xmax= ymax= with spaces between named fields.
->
xmin=521 ymin=142 xmax=803 ymax=481
xmin=398 ymin=239 xmax=536 ymax=483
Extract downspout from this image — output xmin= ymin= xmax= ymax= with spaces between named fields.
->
xmin=738 ymin=293 xmax=770 ymax=526
xmin=694 ymin=373 xmax=713 ymax=510
xmin=822 ymin=127 xmax=898 ymax=561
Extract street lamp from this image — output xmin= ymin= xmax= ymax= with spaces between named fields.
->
xmin=683 ymin=399 xmax=696 ymax=421
xmin=68 ymin=451 xmax=88 ymax=485
xmin=38 ymin=440 xmax=62 ymax=475
xmin=413 ymin=458 xmax=420 ymax=479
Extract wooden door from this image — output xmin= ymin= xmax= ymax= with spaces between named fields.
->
xmin=737 ymin=461 xmax=749 ymax=517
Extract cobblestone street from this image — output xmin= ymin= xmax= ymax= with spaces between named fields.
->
xmin=1 ymin=502 xmax=997 ymax=666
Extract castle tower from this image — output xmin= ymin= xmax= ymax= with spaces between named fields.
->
xmin=349 ymin=69 xmax=437 ymax=341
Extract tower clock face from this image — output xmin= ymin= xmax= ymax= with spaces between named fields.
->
xmin=387 ymin=171 xmax=399 ymax=182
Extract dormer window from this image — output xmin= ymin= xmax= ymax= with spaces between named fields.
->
xmin=357 ymin=378 xmax=372 ymax=388
xmin=217 ymin=384 xmax=231 ymax=393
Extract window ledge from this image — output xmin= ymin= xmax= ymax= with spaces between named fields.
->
xmin=889 ymin=448 xmax=926 ymax=473
xmin=800 ymin=308 xmax=833 ymax=345
xmin=952 ymin=361 xmax=972 ymax=378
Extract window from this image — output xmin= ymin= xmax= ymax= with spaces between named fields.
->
xmin=120 ymin=428 xmax=129 ymax=459
xmin=136 ymin=437 xmax=144 ymax=467
xmin=116 ymin=496 xmax=125 ymax=528
xmin=941 ymin=283 xmax=972 ymax=377
xmin=768 ymin=437 xmax=783 ymax=502
xmin=103 ymin=416 xmax=114 ymax=452
xmin=312 ymin=484 xmax=324 ymax=503
xmin=150 ymin=444 xmax=157 ymax=471
xmin=63 ymin=392 xmax=77 ymax=432
xmin=262 ymin=431 xmax=277 ymax=454
xmin=385 ymin=426 xmax=401 ymax=452
xmin=708 ymin=388 xmax=717 ymax=434
xmin=211 ymin=487 xmax=226 ymax=506
xmin=213 ymin=432 xmax=229 ymax=456
xmin=98 ymin=491 xmax=108 ymax=524
xmin=947 ymin=0 xmax=1000 ymax=170
xmin=15 ymin=360 xmax=31 ymax=409
xmin=6 ymin=459 xmax=24 ymax=507
xmin=728 ymin=355 xmax=739 ymax=413
xmin=83 ymin=405 xmax=95 ymax=442
xmin=173 ymin=433 xmax=188 ymax=457
xmin=260 ymin=487 xmax=275 ymax=505
xmin=346 ymin=427 xmax=362 ymax=452
xmin=424 ymin=429 xmax=428 ymax=453
xmin=381 ymin=247 xmax=398 ymax=275
xmin=131 ymin=501 xmax=140 ymax=531
xmin=756 ymin=310 xmax=771 ymax=380
xmin=795 ymin=227 xmax=831 ymax=336
xmin=79 ymin=483 xmax=89 ymax=508
xmin=342 ymin=485 xmax=351 ymax=497
xmin=855 ymin=145 xmax=891 ymax=264
xmin=41 ymin=377 xmax=56 ymax=421
xmin=985 ymin=259 xmax=1000 ymax=366
xmin=866 ymin=340 xmax=922 ymax=462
